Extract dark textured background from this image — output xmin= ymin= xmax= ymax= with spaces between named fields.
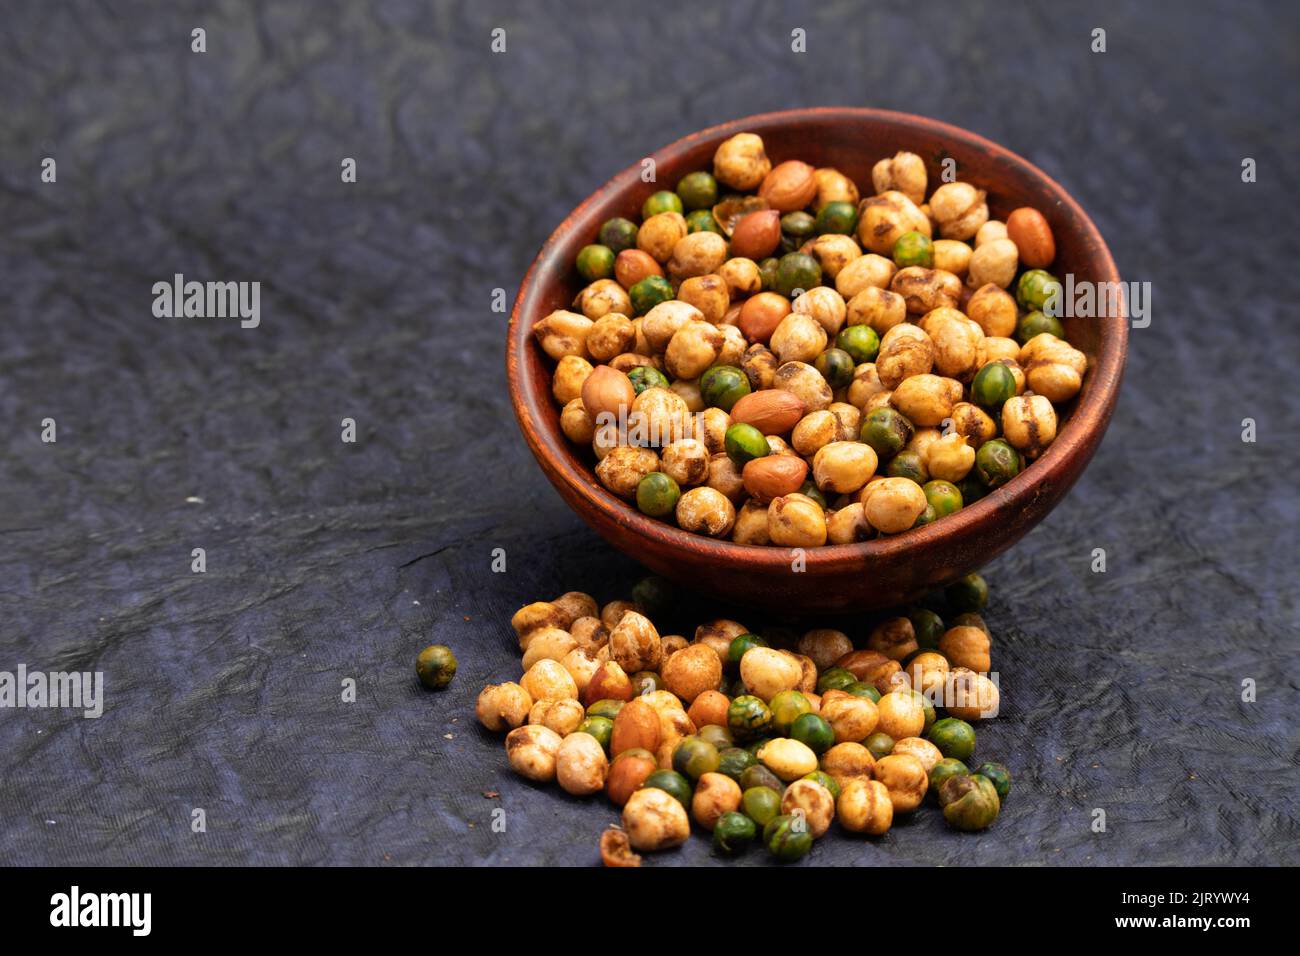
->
xmin=1 ymin=0 xmax=1297 ymax=866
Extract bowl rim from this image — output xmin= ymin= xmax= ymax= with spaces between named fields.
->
xmin=507 ymin=106 xmax=1126 ymax=571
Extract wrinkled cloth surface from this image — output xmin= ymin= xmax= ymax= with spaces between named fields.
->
xmin=1 ymin=0 xmax=1297 ymax=866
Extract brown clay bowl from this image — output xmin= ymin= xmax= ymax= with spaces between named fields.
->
xmin=507 ymin=108 xmax=1126 ymax=614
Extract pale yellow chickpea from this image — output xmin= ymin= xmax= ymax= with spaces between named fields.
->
xmin=857 ymin=191 xmax=931 ymax=255
xmin=945 ymin=667 xmax=1001 ymax=721
xmin=907 ymin=426 xmax=943 ymax=465
xmin=740 ymin=646 xmax=803 ymax=701
xmin=575 ymin=278 xmax=633 ymax=320
xmin=835 ymin=253 xmax=897 ymax=299
xmin=919 ymin=307 xmax=984 ymax=381
xmin=670 ymin=379 xmax=704 ymax=414
xmin=871 ymin=151 xmax=927 ymax=204
xmin=677 ymin=274 xmax=730 ymax=324
xmin=904 ymin=650 xmax=950 ymax=697
xmin=550 ymin=591 xmax=597 ymax=626
xmin=769 ymin=311 xmax=828 ymax=364
xmin=931 ymin=239 xmax=973 ymax=277
xmin=890 ymin=266 xmax=963 ymax=314
xmin=552 ymin=354 xmax=593 ymax=405
xmin=758 ymin=737 xmax=819 ymax=781
xmin=505 ymin=724 xmax=564 ymax=782
xmin=1021 ymin=333 xmax=1087 ymax=402
xmin=636 ymin=211 xmax=689 ymax=263
xmin=555 ymin=731 xmax=609 ymax=795
xmin=665 ymin=320 xmax=723 ymax=380
xmin=829 ymin=402 xmax=861 ymax=440
xmin=560 ymin=398 xmax=597 ymax=445
xmin=767 ymin=493 xmax=828 ymax=547
xmin=675 ymin=486 xmax=736 ymax=537
xmin=668 ymin=231 xmax=728 ymax=279
xmin=716 ymin=324 xmax=747 ymax=367
xmin=967 ymin=237 xmax=1019 ymax=289
xmin=773 ymin=361 xmax=833 ymax=412
xmin=846 ymin=286 xmax=907 ymax=334
xmin=533 ymin=309 xmax=593 ymax=360
xmin=592 ymin=420 xmax=621 ymax=461
xmin=718 ymin=257 xmax=762 ymax=298
xmin=876 ymin=690 xmax=926 ymax=739
xmin=529 ymin=698 xmax=586 ymax=736
xmin=873 ymin=752 xmax=929 ymax=813
xmin=792 ymin=286 xmax=848 ymax=336
xmin=692 ymin=772 xmax=743 ymax=830
xmin=1001 ymin=394 xmax=1058 ymax=456
xmin=792 ymin=410 xmax=841 ymax=457
xmin=966 ymin=284 xmax=1018 ymax=338
xmin=595 ymin=444 xmax=660 ymax=499
xmin=610 ymin=610 xmax=662 ymax=674
xmin=476 ymin=681 xmax=533 ymax=732
xmin=929 ymin=182 xmax=988 ymax=240
xmin=826 ymin=501 xmax=874 ymax=543
xmin=641 ymin=300 xmax=702 ymax=352
xmin=927 ymin=431 xmax=976 ymax=481
xmin=891 ymin=374 xmax=962 ymax=427
xmin=809 ymin=234 xmax=862 ymax=280
xmin=847 ymin=362 xmax=887 ymax=410
xmin=560 ymin=647 xmax=600 ymax=694
xmin=520 ymin=659 xmax=579 ymax=703
xmin=713 ymin=132 xmax=771 ymax=190
xmin=707 ymin=453 xmax=747 ymax=504
xmin=863 ymin=477 xmax=927 ymax=533
xmin=813 ymin=441 xmax=879 ymax=494
xmin=876 ymin=323 xmax=935 ymax=389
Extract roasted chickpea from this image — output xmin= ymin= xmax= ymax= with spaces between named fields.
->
xmin=773 ymin=360 xmax=834 ymax=412
xmin=809 ymin=233 xmax=862 ymax=280
xmin=945 ymin=667 xmax=1001 ymax=721
xmin=797 ymin=629 xmax=853 ymax=671
xmin=661 ymin=644 xmax=724 ymax=704
xmin=585 ymin=313 xmax=636 ymax=362
xmin=665 ymin=320 xmax=724 ymax=379
xmin=560 ymin=647 xmax=601 ymax=694
xmin=927 ymin=431 xmax=976 ymax=481
xmin=636 ymin=211 xmax=689 ymax=263
xmin=608 ymin=611 xmax=662 ymax=674
xmin=826 ymin=501 xmax=874 ymax=543
xmin=570 ymin=616 xmax=609 ymax=653
xmin=476 ymin=681 xmax=533 ymax=732
xmin=630 ymin=386 xmax=691 ymax=445
xmin=875 ymin=689 xmax=926 ymax=739
xmin=669 ymin=231 xmax=728 ymax=279
xmin=892 ymin=736 xmax=943 ymax=773
xmin=939 ymin=625 xmax=991 ymax=673
xmin=770 ymin=311 xmax=829 ymax=364
xmin=533 ymin=309 xmax=593 ymax=360
xmin=871 ymin=151 xmax=928 ymax=204
xmin=975 ymin=219 xmax=1009 ymax=246
xmin=781 ymin=778 xmax=836 ymax=838
xmin=813 ymin=441 xmax=878 ymax=494
xmin=931 ymin=239 xmax=973 ymax=277
xmin=706 ymin=452 xmax=747 ymax=504
xmin=863 ymin=477 xmax=927 ymax=533
xmin=521 ymin=628 xmax=578 ymax=670
xmin=873 ymin=752 xmax=929 ymax=812
xmin=1020 ymin=333 xmax=1087 ymax=402
xmin=920 ymin=307 xmax=984 ymax=382
xmin=767 ymin=492 xmax=828 ymax=547
xmin=676 ymin=486 xmax=737 ymax=537
xmin=1001 ymin=394 xmax=1057 ymax=456
xmin=875 ymin=324 xmax=935 ymax=389
xmin=622 ymin=785 xmax=691 ymax=850
xmin=575 ymin=278 xmax=633 ymax=320
xmin=838 ymin=778 xmax=894 ymax=834
xmin=521 ymin=659 xmax=579 ymax=703
xmin=560 ymin=398 xmax=597 ymax=445
xmin=828 ymin=402 xmax=861 ymax=441
xmin=813 ymin=166 xmax=861 ymax=210
xmin=791 ymin=409 xmax=840 ymax=457
xmin=693 ymin=407 xmax=731 ymax=455
xmin=552 ymin=354 xmax=593 ymax=405
xmin=857 ymin=190 xmax=931 ymax=255
xmin=905 ymin=651 xmax=950 ymax=697
xmin=949 ymin=401 xmax=997 ymax=447
xmin=792 ymin=286 xmax=849 ymax=336
xmin=505 ymin=724 xmax=564 ymax=782
xmin=929 ymin=182 xmax=989 ymax=240
xmin=718 ymin=257 xmax=762 ymax=297
xmin=713 ymin=132 xmax=771 ymax=191
xmin=596 ymin=445 xmax=660 ymax=500
xmin=660 ymin=438 xmax=710 ymax=487
xmin=867 ymin=617 xmax=918 ymax=661
xmin=820 ymin=695 xmax=880 ymax=743
xmin=847 ymin=362 xmax=887 ymax=409
xmin=758 ymin=737 xmax=819 ymax=781
xmin=890 ymin=266 xmax=963 ymax=314
xmin=641 ymin=300 xmax=702 ymax=352
xmin=836 ymin=253 xmax=897 ymax=299
xmin=677 ymin=274 xmax=730 ymax=324
xmin=967 ymin=237 xmax=1019 ymax=289
xmin=846 ymin=286 xmax=907 ymax=334
xmin=820 ymin=741 xmax=876 ymax=789
xmin=739 ymin=646 xmax=803 ymax=701
xmin=556 ymin=731 xmax=610 ymax=795
xmin=732 ymin=499 xmax=772 ymax=544
xmin=691 ymin=772 xmax=743 ymax=830
xmin=892 ymin=374 xmax=962 ymax=427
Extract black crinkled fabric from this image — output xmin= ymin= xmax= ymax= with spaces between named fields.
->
xmin=1 ymin=0 xmax=1297 ymax=867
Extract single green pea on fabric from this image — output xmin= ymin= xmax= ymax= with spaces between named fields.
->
xmin=713 ymin=811 xmax=757 ymax=854
xmin=640 ymin=769 xmax=692 ymax=809
xmin=415 ymin=644 xmax=457 ymax=689
xmin=938 ymin=773 xmax=1001 ymax=831
xmin=671 ymin=735 xmax=721 ymax=781
xmin=764 ymin=813 xmax=814 ymax=862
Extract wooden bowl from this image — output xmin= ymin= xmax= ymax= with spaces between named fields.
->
xmin=507 ymin=108 xmax=1126 ymax=613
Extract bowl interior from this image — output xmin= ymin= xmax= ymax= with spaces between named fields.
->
xmin=509 ymin=108 xmax=1125 ymax=598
